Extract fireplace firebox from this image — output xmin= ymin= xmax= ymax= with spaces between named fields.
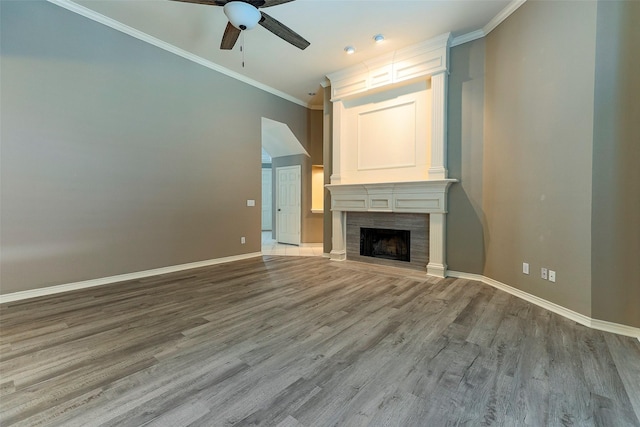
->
xmin=360 ymin=228 xmax=410 ymax=262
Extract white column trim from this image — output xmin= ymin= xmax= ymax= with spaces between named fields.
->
xmin=428 ymin=72 xmax=448 ymax=179
xmin=330 ymin=101 xmax=343 ymax=184
xmin=330 ymin=210 xmax=347 ymax=261
xmin=426 ymin=213 xmax=447 ymax=277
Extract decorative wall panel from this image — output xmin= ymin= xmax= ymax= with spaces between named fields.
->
xmin=357 ymin=102 xmax=416 ymax=170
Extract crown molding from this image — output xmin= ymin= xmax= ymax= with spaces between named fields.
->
xmin=48 ymin=0 xmax=527 ymax=106
xmin=46 ymin=0 xmax=310 ymax=109
xmin=450 ymin=0 xmax=527 ymax=47
xmin=450 ymin=30 xmax=485 ymax=47
xmin=484 ymin=0 xmax=527 ymax=35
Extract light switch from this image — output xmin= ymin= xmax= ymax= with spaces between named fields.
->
xmin=247 ymin=199 xmax=256 ymax=207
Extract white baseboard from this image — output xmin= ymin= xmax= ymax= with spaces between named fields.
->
xmin=447 ymin=270 xmax=640 ymax=340
xmin=2 ymin=258 xmax=637 ymax=341
xmin=0 ymin=252 xmax=262 ymax=304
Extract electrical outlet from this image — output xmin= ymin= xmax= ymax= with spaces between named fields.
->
xmin=549 ymin=270 xmax=556 ymax=282
xmin=241 ymin=237 xmax=246 ymax=244
xmin=541 ymin=267 xmax=548 ymax=280
xmin=523 ymin=262 xmax=529 ymax=275
xmin=247 ymin=200 xmax=255 ymax=207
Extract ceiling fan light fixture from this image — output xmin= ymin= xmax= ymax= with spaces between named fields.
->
xmin=223 ymin=1 xmax=261 ymax=31
xmin=344 ymin=46 xmax=355 ymax=54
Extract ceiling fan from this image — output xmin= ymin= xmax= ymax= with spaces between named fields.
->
xmin=171 ymin=0 xmax=310 ymax=50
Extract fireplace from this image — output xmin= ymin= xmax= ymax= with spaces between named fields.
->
xmin=360 ymin=228 xmax=410 ymax=262
xmin=346 ymin=212 xmax=428 ymax=271
xmin=325 ymin=34 xmax=456 ymax=277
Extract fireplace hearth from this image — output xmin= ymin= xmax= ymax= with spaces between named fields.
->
xmin=360 ymin=228 xmax=410 ymax=262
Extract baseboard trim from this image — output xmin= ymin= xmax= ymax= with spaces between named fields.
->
xmin=2 ymin=259 xmax=636 ymax=340
xmin=447 ymin=270 xmax=640 ymax=340
xmin=0 ymin=252 xmax=263 ymax=304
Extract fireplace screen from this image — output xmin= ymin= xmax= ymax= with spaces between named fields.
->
xmin=360 ymin=228 xmax=410 ymax=262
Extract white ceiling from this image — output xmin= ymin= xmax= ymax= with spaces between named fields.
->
xmin=65 ymin=0 xmax=516 ymax=108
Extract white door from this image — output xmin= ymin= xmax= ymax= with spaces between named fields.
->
xmin=261 ymin=168 xmax=272 ymax=231
xmin=276 ymin=165 xmax=301 ymax=245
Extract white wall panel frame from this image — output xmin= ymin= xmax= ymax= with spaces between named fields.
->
xmin=357 ymin=101 xmax=417 ymax=171
xmin=339 ymin=83 xmax=431 ymax=184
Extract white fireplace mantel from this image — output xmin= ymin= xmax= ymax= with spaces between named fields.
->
xmin=326 ymin=180 xmax=457 ymax=277
xmin=325 ymin=33 xmax=455 ymax=278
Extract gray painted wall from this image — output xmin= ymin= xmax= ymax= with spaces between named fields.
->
xmin=448 ymin=0 xmax=639 ymax=328
xmin=446 ymin=39 xmax=486 ymax=274
xmin=483 ymin=0 xmax=597 ymax=316
xmin=0 ymin=1 xmax=310 ymax=294
xmin=591 ymin=0 xmax=640 ymax=328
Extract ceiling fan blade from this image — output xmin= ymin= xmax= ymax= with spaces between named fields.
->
xmin=259 ymin=12 xmax=309 ymax=50
xmin=261 ymin=0 xmax=296 ymax=7
xmin=170 ymin=0 xmax=226 ymax=6
xmin=220 ymin=21 xmax=241 ymax=50
xmin=170 ymin=0 xmax=293 ymax=7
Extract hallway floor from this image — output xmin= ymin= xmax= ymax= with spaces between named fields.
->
xmin=261 ymin=231 xmax=324 ymax=257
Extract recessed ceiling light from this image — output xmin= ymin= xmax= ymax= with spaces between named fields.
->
xmin=344 ymin=46 xmax=355 ymax=54
xmin=373 ymin=34 xmax=385 ymax=43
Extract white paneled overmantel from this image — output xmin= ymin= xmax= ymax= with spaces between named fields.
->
xmin=325 ymin=33 xmax=457 ymax=278
xmin=326 ymin=181 xmax=455 ymax=278
xmin=326 ymin=33 xmax=451 ymax=102
xmin=327 ymin=33 xmax=452 ymax=183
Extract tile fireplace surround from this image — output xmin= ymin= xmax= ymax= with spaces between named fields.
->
xmin=325 ymin=33 xmax=457 ymax=278
xmin=326 ymin=181 xmax=455 ymax=277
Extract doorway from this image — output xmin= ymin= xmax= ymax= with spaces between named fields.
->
xmin=276 ymin=165 xmax=301 ymax=245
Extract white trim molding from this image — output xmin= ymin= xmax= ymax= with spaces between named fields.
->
xmin=450 ymin=30 xmax=485 ymax=48
xmin=429 ymin=72 xmax=448 ymax=180
xmin=451 ymin=0 xmax=527 ymax=47
xmin=483 ymin=0 xmax=527 ymax=35
xmin=46 ymin=0 xmax=309 ymax=108
xmin=327 ymin=33 xmax=451 ymax=102
xmin=0 ymin=252 xmax=262 ymax=305
xmin=48 ymin=0 xmax=527 ymax=106
xmin=448 ymin=270 xmax=640 ymax=340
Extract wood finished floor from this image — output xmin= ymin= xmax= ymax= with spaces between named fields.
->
xmin=1 ymin=256 xmax=639 ymax=427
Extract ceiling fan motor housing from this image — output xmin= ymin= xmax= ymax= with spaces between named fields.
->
xmin=224 ymin=1 xmax=261 ymax=31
